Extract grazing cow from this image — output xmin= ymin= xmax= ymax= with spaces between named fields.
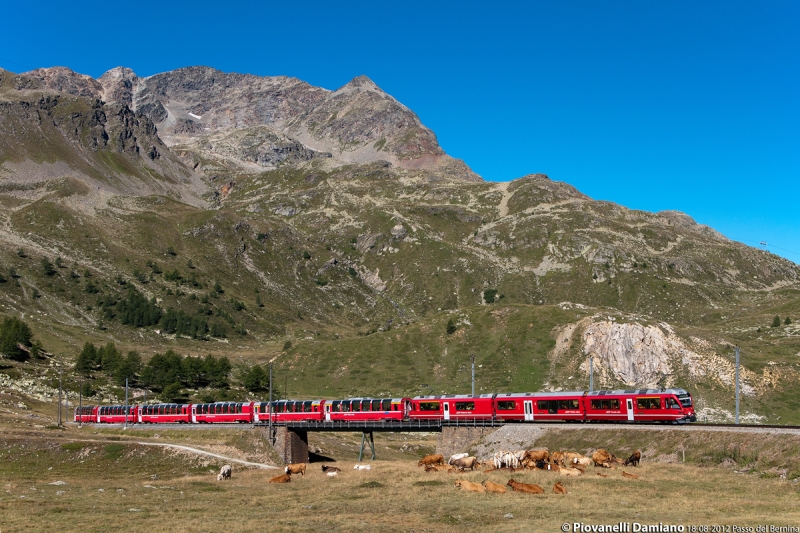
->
xmin=553 ymin=482 xmax=568 ymax=494
xmin=285 ymin=463 xmax=306 ymax=477
xmin=268 ymin=473 xmax=291 ymax=484
xmin=448 ymin=453 xmax=469 ymax=464
xmin=591 ymin=449 xmax=614 ymax=468
xmin=482 ymin=480 xmax=507 ymax=494
xmin=451 ymin=457 xmax=479 ymax=471
xmin=624 ymin=451 xmax=641 ymax=467
xmin=326 ymin=471 xmax=338 ymax=477
xmin=506 ymin=479 xmax=545 ymax=494
xmin=353 ymin=464 xmax=372 ymax=471
xmin=418 ymin=454 xmax=445 ymax=467
xmin=622 ymin=471 xmax=639 ymax=479
xmin=454 ymin=479 xmax=485 ymax=493
xmin=321 ymin=465 xmax=341 ymax=474
xmin=216 ymin=464 xmax=232 ymax=481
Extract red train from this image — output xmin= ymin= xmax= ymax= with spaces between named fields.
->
xmin=75 ymin=388 xmax=696 ymax=424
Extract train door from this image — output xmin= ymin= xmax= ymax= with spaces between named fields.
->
xmin=443 ymin=402 xmax=451 ymax=421
xmin=626 ymin=398 xmax=634 ymax=421
xmin=324 ymin=403 xmax=331 ymax=422
xmin=137 ymin=409 xmax=143 ymax=424
xmin=404 ymin=399 xmax=411 ymax=420
xmin=523 ymin=400 xmax=534 ymax=421
xmin=191 ymin=405 xmax=197 ymax=424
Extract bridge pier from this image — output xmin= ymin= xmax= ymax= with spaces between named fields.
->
xmin=268 ymin=427 xmax=309 ymax=464
xmin=437 ymin=426 xmax=491 ymax=458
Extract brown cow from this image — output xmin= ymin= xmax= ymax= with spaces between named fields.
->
xmin=321 ymin=465 xmax=341 ymax=473
xmin=418 ymin=454 xmax=445 ymax=467
xmin=553 ymin=482 xmax=568 ymax=494
xmin=482 ymin=480 xmax=507 ymax=494
xmin=425 ymin=464 xmax=456 ymax=473
xmin=454 ymin=479 xmax=485 ymax=493
xmin=268 ymin=473 xmax=291 ymax=483
xmin=524 ymin=449 xmax=550 ymax=463
xmin=591 ymin=449 xmax=614 ymax=468
xmin=550 ymin=451 xmax=566 ymax=466
xmin=558 ymin=466 xmax=582 ymax=477
xmin=451 ymin=457 xmax=480 ymax=471
xmin=285 ymin=463 xmax=306 ymax=477
xmin=622 ymin=471 xmax=639 ymax=479
xmin=506 ymin=479 xmax=545 ymax=494
xmin=624 ymin=451 xmax=641 ymax=467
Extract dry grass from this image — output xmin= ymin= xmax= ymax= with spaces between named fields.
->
xmin=2 ymin=438 xmax=800 ymax=532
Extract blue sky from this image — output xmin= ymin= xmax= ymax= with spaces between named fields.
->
xmin=2 ymin=1 xmax=798 ymax=263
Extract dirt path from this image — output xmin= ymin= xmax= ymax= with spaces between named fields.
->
xmin=135 ymin=441 xmax=277 ymax=469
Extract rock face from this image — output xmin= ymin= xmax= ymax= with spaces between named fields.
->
xmin=582 ymin=321 xmax=673 ymax=388
xmin=581 ymin=321 xmax=759 ymax=395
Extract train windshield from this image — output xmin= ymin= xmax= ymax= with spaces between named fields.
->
xmin=677 ymin=393 xmax=693 ymax=408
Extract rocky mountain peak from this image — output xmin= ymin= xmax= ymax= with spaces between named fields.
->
xmin=22 ymin=66 xmax=102 ymax=99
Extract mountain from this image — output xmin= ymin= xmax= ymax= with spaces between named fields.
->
xmin=0 ymin=65 xmax=799 ymax=424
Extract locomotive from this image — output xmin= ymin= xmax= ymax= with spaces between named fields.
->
xmin=75 ymin=388 xmax=696 ymax=424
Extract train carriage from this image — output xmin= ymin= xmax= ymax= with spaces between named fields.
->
xmin=584 ymin=388 xmax=696 ymax=423
xmin=97 ymin=405 xmax=138 ymax=424
xmin=409 ymin=395 xmax=495 ymax=421
xmin=138 ymin=403 xmax=192 ymax=424
xmin=192 ymin=402 xmax=254 ymax=423
xmin=253 ymin=400 xmax=324 ymax=423
xmin=74 ymin=405 xmax=98 ymax=423
xmin=326 ymin=397 xmax=411 ymax=422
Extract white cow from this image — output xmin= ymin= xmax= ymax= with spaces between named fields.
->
xmin=353 ymin=464 xmax=372 ymax=470
xmin=216 ymin=464 xmax=232 ymax=481
xmin=448 ymin=453 xmax=469 ymax=465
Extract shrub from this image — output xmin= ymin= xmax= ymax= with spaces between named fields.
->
xmin=446 ymin=318 xmax=457 ymax=335
xmin=41 ymin=257 xmax=56 ymax=276
xmin=483 ymin=289 xmax=498 ymax=304
xmin=785 ymin=317 xmax=792 ymax=326
xmin=772 ymin=315 xmax=781 ymax=328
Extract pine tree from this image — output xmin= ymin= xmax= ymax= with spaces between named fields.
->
xmin=446 ymin=318 xmax=457 ymax=335
xmin=74 ymin=342 xmax=98 ymax=375
xmin=0 ymin=317 xmax=34 ymax=361
xmin=772 ymin=315 xmax=781 ymax=328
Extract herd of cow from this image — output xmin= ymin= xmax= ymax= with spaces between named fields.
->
xmin=417 ymin=448 xmax=643 ymax=494
xmin=213 ymin=447 xmax=643 ymax=491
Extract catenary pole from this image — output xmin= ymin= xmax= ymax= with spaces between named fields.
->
xmin=471 ymin=354 xmax=475 ymax=396
xmin=58 ymin=364 xmax=63 ymax=426
xmin=735 ymin=346 xmax=740 ymax=425
xmin=589 ymin=356 xmax=594 ymax=392
xmin=124 ymin=378 xmax=129 ymax=429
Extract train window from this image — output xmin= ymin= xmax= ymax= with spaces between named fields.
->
xmin=372 ymin=400 xmax=382 ymax=411
xmin=341 ymin=401 xmax=350 ymax=412
xmin=558 ymin=400 xmax=579 ymax=410
xmin=678 ymin=395 xmax=693 ymax=407
xmin=455 ymin=402 xmax=475 ymax=411
xmin=591 ymin=399 xmax=620 ymax=410
xmin=382 ymin=399 xmax=392 ymax=411
xmin=304 ymin=402 xmax=312 ymax=413
xmin=667 ymin=398 xmax=680 ymax=409
xmin=637 ymin=398 xmax=661 ymax=410
xmin=497 ymin=401 xmax=516 ymax=410
xmin=352 ymin=402 xmax=361 ymax=412
xmin=419 ymin=402 xmax=440 ymax=412
xmin=538 ymin=400 xmax=558 ymax=413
